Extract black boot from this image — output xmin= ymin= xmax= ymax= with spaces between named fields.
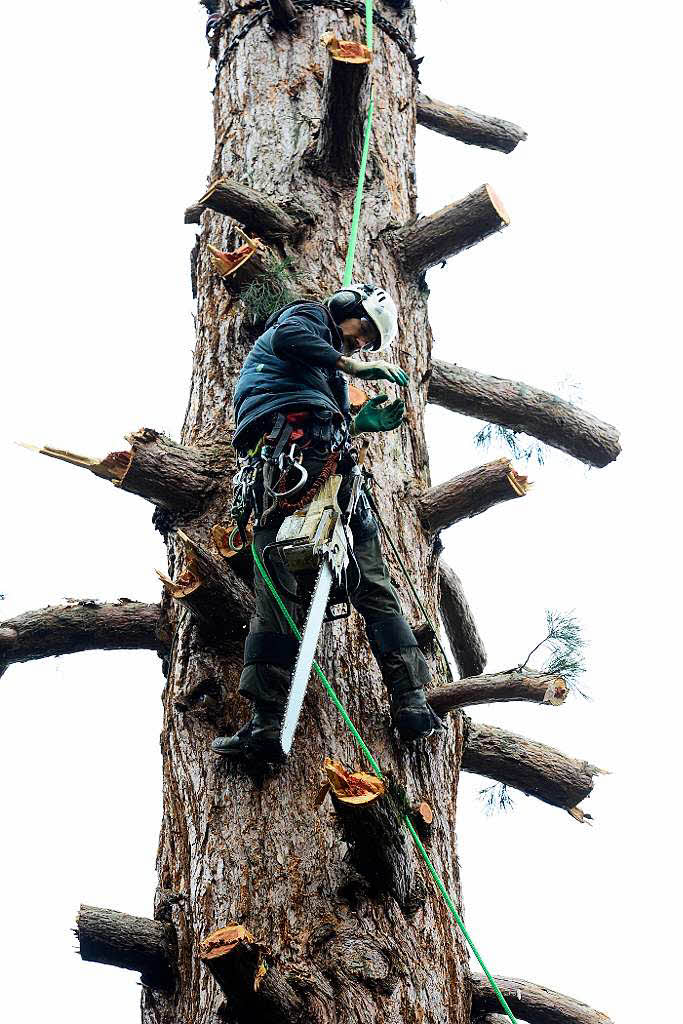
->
xmin=211 ymin=703 xmax=285 ymax=761
xmin=389 ymin=681 xmax=444 ymax=742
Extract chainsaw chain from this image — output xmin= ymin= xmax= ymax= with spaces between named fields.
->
xmin=212 ymin=1 xmax=422 ymax=86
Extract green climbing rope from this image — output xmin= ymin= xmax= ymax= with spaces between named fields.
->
xmin=249 ymin=3 xmax=520 ymax=1019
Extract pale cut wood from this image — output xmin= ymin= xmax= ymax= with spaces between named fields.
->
xmin=388 ymin=184 xmax=510 ymax=276
xmin=417 ymin=93 xmax=527 ymax=152
xmin=428 ymin=359 xmax=621 ymax=468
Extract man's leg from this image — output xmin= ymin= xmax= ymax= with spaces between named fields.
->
xmin=349 ymin=502 xmax=443 ymax=741
xmin=212 ymin=527 xmax=300 ymax=759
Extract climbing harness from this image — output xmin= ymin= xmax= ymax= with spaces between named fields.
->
xmin=240 ymin=3 xmax=520 ymax=1019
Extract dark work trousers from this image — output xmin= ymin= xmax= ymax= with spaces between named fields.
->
xmin=238 ymin=450 xmax=430 ymax=710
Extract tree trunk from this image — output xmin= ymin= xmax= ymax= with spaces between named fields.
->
xmin=147 ymin=7 xmax=470 ymax=1024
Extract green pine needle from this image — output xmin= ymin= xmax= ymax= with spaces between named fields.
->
xmin=239 ymin=256 xmax=298 ymax=325
xmin=479 ymin=783 xmax=515 ymax=815
xmin=474 ymin=423 xmax=545 ymax=466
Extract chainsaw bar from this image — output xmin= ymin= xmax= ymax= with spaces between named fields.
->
xmin=280 ymin=558 xmax=333 ymax=756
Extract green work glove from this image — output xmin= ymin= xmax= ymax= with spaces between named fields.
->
xmin=351 ymin=394 xmax=405 ymax=435
xmin=349 ymin=358 xmax=409 ymax=388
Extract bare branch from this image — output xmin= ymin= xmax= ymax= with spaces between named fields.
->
xmin=429 ymin=671 xmax=567 ymax=716
xmin=0 ymin=601 xmax=163 ymax=680
xmin=76 ymin=905 xmax=176 ymax=991
xmin=415 ymin=458 xmax=530 ymax=533
xmin=184 ymin=177 xmax=307 ymax=239
xmin=471 ymin=975 xmax=613 ymax=1024
xmin=417 ymin=93 xmax=527 ymax=153
xmin=309 ymin=33 xmax=372 ymax=180
xmin=462 ymin=719 xmax=604 ymax=819
xmin=428 ymin=360 xmax=621 ymax=468
xmin=439 ymin=561 xmax=487 ymax=676
xmin=387 ymin=184 xmax=510 ymax=277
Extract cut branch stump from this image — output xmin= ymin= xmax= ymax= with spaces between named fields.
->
xmin=429 ymin=671 xmax=567 ymax=715
xmin=462 ymin=719 xmax=604 ymax=819
xmin=185 ymin=177 xmax=305 ymax=239
xmin=387 ymin=184 xmax=510 ymax=277
xmin=416 ymin=458 xmax=530 ymax=533
xmin=76 ymin=905 xmax=176 ymax=990
xmin=200 ymin=925 xmax=303 ymax=1024
xmin=417 ymin=93 xmax=527 ymax=153
xmin=311 ymin=33 xmax=372 ymax=180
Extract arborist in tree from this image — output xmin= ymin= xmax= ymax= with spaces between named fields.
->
xmin=212 ymin=283 xmax=443 ymax=761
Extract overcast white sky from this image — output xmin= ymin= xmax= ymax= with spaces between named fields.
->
xmin=1 ymin=2 xmax=681 ymax=1021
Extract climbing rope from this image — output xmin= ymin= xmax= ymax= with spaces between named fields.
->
xmin=248 ymin=4 xmax=520 ymax=1020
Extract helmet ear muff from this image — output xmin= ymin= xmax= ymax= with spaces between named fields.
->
xmin=326 ymin=288 xmax=363 ymax=324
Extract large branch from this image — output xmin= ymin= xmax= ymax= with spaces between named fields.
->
xmin=462 ymin=719 xmax=604 ymax=820
xmin=310 ymin=34 xmax=372 ymax=180
xmin=415 ymin=458 xmax=530 ymax=533
xmin=429 ymin=671 xmax=567 ymax=716
xmin=184 ymin=177 xmax=308 ymax=239
xmin=157 ymin=530 xmax=255 ymax=642
xmin=438 ymin=561 xmax=487 ymax=676
xmin=0 ymin=600 xmax=162 ymax=680
xmin=200 ymin=925 xmax=303 ymax=1024
xmin=428 ymin=360 xmax=621 ymax=468
xmin=76 ymin=905 xmax=176 ymax=991
xmin=471 ymin=975 xmax=613 ymax=1024
xmin=417 ymin=93 xmax=527 ymax=153
xmin=387 ymin=185 xmax=509 ymax=277
xmin=20 ymin=428 xmax=228 ymax=513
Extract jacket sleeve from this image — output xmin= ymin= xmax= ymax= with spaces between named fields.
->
xmin=271 ymin=305 xmax=341 ymax=369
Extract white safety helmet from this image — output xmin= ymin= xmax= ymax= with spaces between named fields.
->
xmin=325 ymin=282 xmax=398 ymax=352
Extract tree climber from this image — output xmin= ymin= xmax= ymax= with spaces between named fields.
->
xmin=212 ymin=283 xmax=443 ymax=761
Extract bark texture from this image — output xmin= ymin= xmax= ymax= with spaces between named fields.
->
xmin=462 ymin=719 xmax=602 ymax=817
xmin=428 ymin=360 xmax=621 ymax=468
xmin=77 ymin=905 xmax=176 ymax=991
xmin=438 ymin=561 xmax=487 ymax=677
xmin=429 ymin=671 xmax=567 ymax=715
xmin=417 ymin=93 xmax=527 ymax=153
xmin=148 ymin=7 xmax=470 ymax=1024
xmin=0 ymin=600 xmax=163 ymax=680
xmin=416 ymin=458 xmax=530 ymax=533
xmin=471 ymin=975 xmax=613 ymax=1024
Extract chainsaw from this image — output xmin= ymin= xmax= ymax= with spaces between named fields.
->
xmin=263 ymin=447 xmax=368 ymax=756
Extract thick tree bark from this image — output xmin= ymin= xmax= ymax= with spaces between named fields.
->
xmin=428 ymin=360 xmax=621 ymax=468
xmin=184 ymin=177 xmax=308 ymax=238
xmin=429 ymin=671 xmax=567 ymax=715
xmin=462 ymin=719 xmax=603 ymax=818
xmin=387 ymin=184 xmax=510 ymax=276
xmin=417 ymin=93 xmax=527 ymax=152
xmin=416 ymin=458 xmax=530 ymax=533
xmin=439 ymin=561 xmax=487 ymax=676
xmin=77 ymin=906 xmax=176 ymax=991
xmin=148 ymin=6 xmax=471 ymax=1024
xmin=471 ymin=975 xmax=613 ymax=1024
xmin=0 ymin=600 xmax=163 ymax=680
